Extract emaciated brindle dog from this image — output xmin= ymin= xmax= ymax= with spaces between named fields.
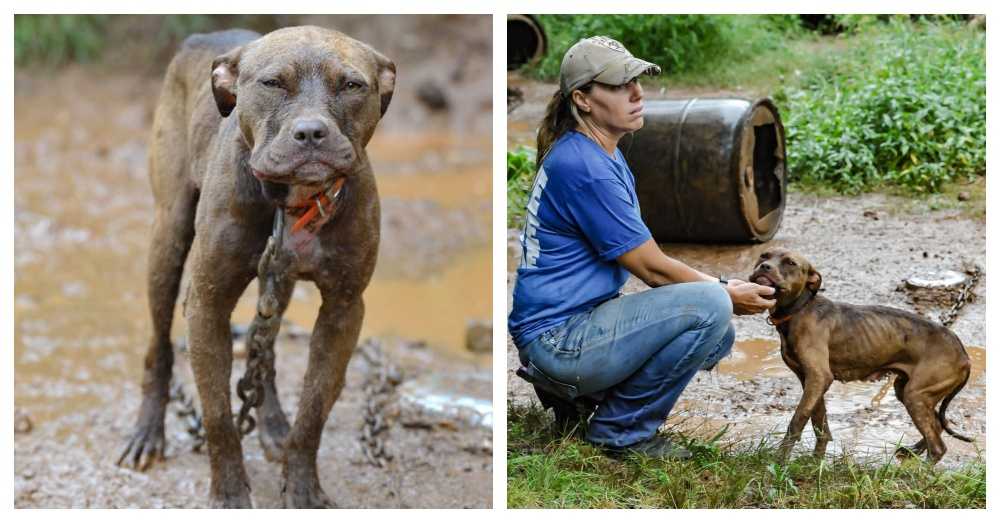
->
xmin=117 ymin=27 xmax=395 ymax=507
xmin=749 ymin=248 xmax=972 ymax=463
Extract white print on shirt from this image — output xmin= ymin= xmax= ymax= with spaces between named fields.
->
xmin=520 ymin=167 xmax=548 ymax=269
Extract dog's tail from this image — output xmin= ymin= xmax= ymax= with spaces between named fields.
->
xmin=938 ymin=363 xmax=974 ymax=442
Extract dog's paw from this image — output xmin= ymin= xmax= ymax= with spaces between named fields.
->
xmin=209 ymin=481 xmax=253 ymax=508
xmin=281 ymin=477 xmax=334 ymax=508
xmin=208 ymin=491 xmax=253 ymax=509
xmin=116 ymin=400 xmax=167 ymax=471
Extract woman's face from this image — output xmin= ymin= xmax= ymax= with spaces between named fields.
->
xmin=574 ymin=78 xmax=645 ymax=135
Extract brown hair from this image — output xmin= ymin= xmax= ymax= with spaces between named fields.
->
xmin=535 ymin=84 xmax=593 ymax=171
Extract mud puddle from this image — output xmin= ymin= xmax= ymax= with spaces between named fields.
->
xmin=16 ymin=47 xmax=491 ymax=507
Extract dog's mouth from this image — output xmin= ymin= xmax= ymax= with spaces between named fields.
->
xmin=750 ymin=271 xmax=778 ymax=289
xmin=252 ymin=160 xmax=338 ymax=185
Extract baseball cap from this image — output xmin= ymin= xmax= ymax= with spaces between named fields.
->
xmin=559 ymin=36 xmax=662 ymax=95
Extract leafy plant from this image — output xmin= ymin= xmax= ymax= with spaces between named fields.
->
xmin=526 ymin=15 xmax=805 ymax=81
xmin=507 ymin=147 xmax=537 ymax=228
xmin=777 ymin=19 xmax=985 ymax=194
xmin=15 ymin=15 xmax=109 ymax=66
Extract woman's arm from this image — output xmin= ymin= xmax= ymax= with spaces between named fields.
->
xmin=617 ymin=239 xmax=775 ymax=315
xmin=616 ymin=239 xmax=712 ymax=286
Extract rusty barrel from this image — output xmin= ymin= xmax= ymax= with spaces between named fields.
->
xmin=507 ymin=15 xmax=546 ymax=70
xmin=621 ymin=98 xmax=787 ymax=243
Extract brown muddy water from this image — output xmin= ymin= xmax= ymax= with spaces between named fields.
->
xmin=15 ymin=65 xmax=491 ymax=508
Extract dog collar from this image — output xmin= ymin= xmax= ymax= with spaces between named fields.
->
xmin=766 ymin=312 xmax=794 ymax=326
xmin=767 ymin=291 xmax=816 ymax=326
xmin=285 ymin=177 xmax=347 ymax=235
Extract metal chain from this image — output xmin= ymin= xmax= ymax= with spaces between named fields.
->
xmin=235 ymin=210 xmax=290 ymax=437
xmin=939 ymin=264 xmax=982 ymax=328
xmin=358 ymin=339 xmax=402 ymax=467
xmin=170 ymin=380 xmax=205 ymax=452
xmin=871 ymin=263 xmax=983 ymax=408
xmin=164 ymin=211 xmax=291 ymax=445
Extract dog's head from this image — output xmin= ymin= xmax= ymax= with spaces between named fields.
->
xmin=748 ymin=248 xmax=822 ymax=308
xmin=211 ymin=26 xmax=396 ymax=204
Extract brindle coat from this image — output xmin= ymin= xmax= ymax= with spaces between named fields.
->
xmin=118 ymin=26 xmax=395 ymax=507
xmin=749 ymin=248 xmax=972 ymax=464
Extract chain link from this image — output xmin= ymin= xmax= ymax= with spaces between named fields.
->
xmin=871 ymin=263 xmax=982 ymax=408
xmin=358 ymin=339 xmax=402 ymax=468
xmin=170 ymin=380 xmax=205 ymax=451
xmin=938 ymin=264 xmax=982 ymax=328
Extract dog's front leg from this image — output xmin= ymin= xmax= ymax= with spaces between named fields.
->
xmin=186 ymin=241 xmax=257 ymax=508
xmin=281 ymin=294 xmax=364 ymax=508
xmin=778 ymin=339 xmax=833 ymax=462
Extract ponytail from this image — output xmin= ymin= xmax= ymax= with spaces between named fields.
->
xmin=535 ymin=84 xmax=593 ymax=171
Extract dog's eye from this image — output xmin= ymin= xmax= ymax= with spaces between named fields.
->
xmin=344 ymin=80 xmax=366 ymax=91
xmin=260 ymin=78 xmax=282 ymax=89
xmin=783 ymin=259 xmax=797 ymax=267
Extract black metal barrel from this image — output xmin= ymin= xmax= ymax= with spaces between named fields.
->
xmin=507 ymin=14 xmax=546 ymax=70
xmin=621 ymin=98 xmax=787 ymax=243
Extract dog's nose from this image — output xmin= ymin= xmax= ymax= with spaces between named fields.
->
xmin=292 ymin=119 xmax=329 ymax=147
xmin=759 ymin=261 xmax=773 ymax=272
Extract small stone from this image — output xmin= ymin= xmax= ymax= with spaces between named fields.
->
xmin=958 ymin=191 xmax=970 ymax=201
xmin=416 ymin=80 xmax=449 ymax=111
xmin=863 ymin=210 xmax=879 ymax=220
xmin=14 ymin=409 xmax=33 ymax=434
xmin=464 ymin=320 xmax=492 ymax=354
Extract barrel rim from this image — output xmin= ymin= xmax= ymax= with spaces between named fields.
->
xmin=507 ymin=14 xmax=547 ymax=70
xmin=734 ymin=97 xmax=787 ymax=242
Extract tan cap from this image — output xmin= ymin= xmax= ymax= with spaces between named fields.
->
xmin=559 ymin=36 xmax=662 ymax=95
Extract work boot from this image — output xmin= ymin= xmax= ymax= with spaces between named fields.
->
xmin=533 ymin=385 xmax=597 ymax=432
xmin=602 ymin=435 xmax=694 ymax=460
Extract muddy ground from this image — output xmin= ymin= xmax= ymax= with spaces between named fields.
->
xmin=14 ymin=15 xmax=492 ymax=508
xmin=506 ymin=77 xmax=986 ymax=468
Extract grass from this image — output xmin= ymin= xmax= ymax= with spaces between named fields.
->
xmin=507 ymin=402 xmax=986 ymax=508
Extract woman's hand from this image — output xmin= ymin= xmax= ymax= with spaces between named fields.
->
xmin=725 ymin=279 xmax=776 ymax=315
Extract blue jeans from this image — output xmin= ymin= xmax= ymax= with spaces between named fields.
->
xmin=518 ymin=281 xmax=735 ymax=448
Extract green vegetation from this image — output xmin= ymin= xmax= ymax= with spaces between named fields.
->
xmin=527 ymin=15 xmax=804 ymax=81
xmin=510 ymin=16 xmax=985 ymax=206
xmin=507 ymin=402 xmax=986 ymax=508
xmin=15 ymin=15 xmax=109 ymax=66
xmin=776 ymin=20 xmax=985 ymax=194
xmin=507 ymin=147 xmax=536 ymax=228
xmin=14 ymin=15 xmax=287 ymax=67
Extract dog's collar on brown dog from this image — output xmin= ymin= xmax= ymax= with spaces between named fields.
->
xmin=284 ymin=177 xmax=347 ymax=235
xmin=767 ymin=291 xmax=817 ymax=326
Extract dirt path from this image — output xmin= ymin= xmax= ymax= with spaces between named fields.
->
xmin=15 ymin=16 xmax=493 ymax=508
xmin=506 ymin=78 xmax=986 ymax=467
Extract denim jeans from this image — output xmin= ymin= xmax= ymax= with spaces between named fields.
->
xmin=518 ymin=281 xmax=735 ymax=448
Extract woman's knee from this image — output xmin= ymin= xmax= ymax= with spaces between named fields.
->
xmin=689 ymin=281 xmax=733 ymax=329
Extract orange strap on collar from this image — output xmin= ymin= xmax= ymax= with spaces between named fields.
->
xmin=287 ymin=177 xmax=346 ymax=234
xmin=766 ymin=313 xmax=793 ymax=326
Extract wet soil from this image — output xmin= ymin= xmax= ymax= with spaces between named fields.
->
xmin=15 ymin=16 xmax=492 ymax=508
xmin=506 ymin=79 xmax=986 ymax=467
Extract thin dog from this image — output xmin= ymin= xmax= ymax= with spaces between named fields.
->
xmin=749 ymin=248 xmax=972 ymax=463
xmin=118 ymin=26 xmax=395 ymax=507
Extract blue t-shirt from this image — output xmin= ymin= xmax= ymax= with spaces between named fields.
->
xmin=508 ymin=131 xmax=652 ymax=348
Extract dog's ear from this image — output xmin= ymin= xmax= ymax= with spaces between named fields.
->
xmin=370 ymin=48 xmax=396 ymax=117
xmin=211 ymin=46 xmax=244 ymax=118
xmin=806 ymin=267 xmax=823 ymax=293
